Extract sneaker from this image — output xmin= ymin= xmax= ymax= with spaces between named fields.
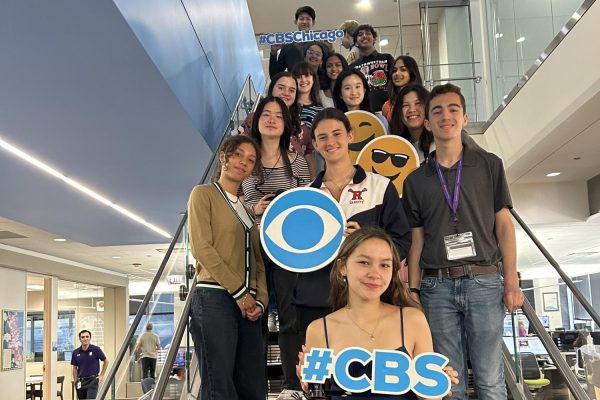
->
xmin=276 ymin=389 xmax=306 ymax=400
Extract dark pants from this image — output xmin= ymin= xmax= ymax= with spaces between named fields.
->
xmin=263 ymin=247 xmax=302 ymax=390
xmin=141 ymin=357 xmax=157 ymax=378
xmin=296 ymin=306 xmax=331 ymax=346
xmin=190 ymin=288 xmax=265 ymax=400
xmin=76 ymin=376 xmax=98 ymax=400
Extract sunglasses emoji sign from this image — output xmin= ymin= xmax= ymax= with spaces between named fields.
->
xmin=346 ymin=110 xmax=387 ymax=163
xmin=357 ymin=136 xmax=419 ymax=197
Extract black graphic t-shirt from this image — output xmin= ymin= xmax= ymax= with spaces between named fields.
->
xmin=350 ymin=51 xmax=395 ymax=112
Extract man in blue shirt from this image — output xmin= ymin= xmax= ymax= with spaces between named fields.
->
xmin=71 ymin=330 xmax=109 ymax=400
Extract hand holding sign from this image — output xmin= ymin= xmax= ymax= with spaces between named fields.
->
xmin=299 ymin=347 xmax=455 ymax=398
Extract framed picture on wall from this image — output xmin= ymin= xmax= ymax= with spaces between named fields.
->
xmin=1 ymin=309 xmax=25 ymax=370
xmin=543 ymin=292 xmax=559 ymax=312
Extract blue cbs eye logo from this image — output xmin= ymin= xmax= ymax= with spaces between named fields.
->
xmin=261 ymin=187 xmax=346 ymax=273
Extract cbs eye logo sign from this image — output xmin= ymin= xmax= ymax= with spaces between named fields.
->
xmin=260 ymin=188 xmax=345 ymax=273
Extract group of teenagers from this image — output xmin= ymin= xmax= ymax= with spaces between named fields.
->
xmin=186 ymin=5 xmax=524 ymax=400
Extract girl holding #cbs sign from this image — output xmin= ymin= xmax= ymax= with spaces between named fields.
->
xmin=299 ymin=228 xmax=458 ymax=399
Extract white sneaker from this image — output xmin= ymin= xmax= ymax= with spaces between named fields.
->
xmin=276 ymin=389 xmax=306 ymax=400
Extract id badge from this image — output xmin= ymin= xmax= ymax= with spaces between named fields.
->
xmin=444 ymin=232 xmax=476 ymax=260
xmin=76 ymin=381 xmax=82 ymax=389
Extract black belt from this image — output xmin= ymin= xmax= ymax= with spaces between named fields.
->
xmin=422 ymin=264 xmax=497 ymax=279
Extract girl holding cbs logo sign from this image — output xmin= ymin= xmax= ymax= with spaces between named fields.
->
xmin=298 ymin=228 xmax=459 ymax=399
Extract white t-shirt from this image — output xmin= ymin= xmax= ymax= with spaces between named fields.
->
xmin=226 ymin=192 xmax=253 ymax=228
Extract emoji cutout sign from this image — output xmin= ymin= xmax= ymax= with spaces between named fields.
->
xmin=357 ymin=136 xmax=419 ymax=197
xmin=346 ymin=110 xmax=387 ymax=163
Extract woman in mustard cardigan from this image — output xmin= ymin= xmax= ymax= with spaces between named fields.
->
xmin=187 ymin=135 xmax=267 ymax=400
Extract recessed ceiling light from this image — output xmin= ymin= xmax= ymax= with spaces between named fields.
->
xmin=0 ymin=135 xmax=171 ymax=239
xmin=53 ymin=238 xmax=67 ymax=242
xmin=546 ymin=172 xmax=561 ymax=177
xmin=379 ymin=39 xmax=389 ymax=47
xmin=356 ymin=0 xmax=372 ymax=11
xmin=111 ymin=256 xmax=121 ymax=259
xmin=516 ymin=36 xmax=526 ymax=43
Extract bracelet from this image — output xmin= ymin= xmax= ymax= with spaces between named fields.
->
xmin=409 ymin=287 xmax=421 ymax=295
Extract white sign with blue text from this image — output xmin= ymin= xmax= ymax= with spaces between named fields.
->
xmin=301 ymin=347 xmax=451 ymax=398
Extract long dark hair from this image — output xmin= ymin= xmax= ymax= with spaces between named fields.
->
xmin=320 ymin=53 xmax=349 ymax=91
xmin=329 ymin=228 xmax=421 ymax=311
xmin=332 ymin=69 xmax=372 ymax=113
xmin=250 ymin=96 xmax=294 ymax=179
xmin=387 ymin=55 xmax=422 ymax=104
xmin=389 ymin=84 xmax=433 ymax=157
xmin=213 ymin=135 xmax=261 ymax=181
xmin=292 ymin=61 xmax=322 ymax=106
xmin=268 ymin=72 xmax=302 ymax=137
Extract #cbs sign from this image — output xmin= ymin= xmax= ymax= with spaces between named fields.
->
xmin=260 ymin=188 xmax=345 ymax=273
xmin=302 ymin=347 xmax=451 ymax=398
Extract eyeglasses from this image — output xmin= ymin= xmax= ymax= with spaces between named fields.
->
xmin=371 ymin=149 xmax=410 ymax=168
xmin=306 ymin=49 xmax=323 ymax=58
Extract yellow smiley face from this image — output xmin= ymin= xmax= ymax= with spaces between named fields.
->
xmin=356 ymin=136 xmax=419 ymax=197
xmin=345 ymin=110 xmax=387 ymax=163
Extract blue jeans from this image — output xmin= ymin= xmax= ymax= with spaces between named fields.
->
xmin=190 ymin=289 xmax=265 ymax=400
xmin=420 ymin=272 xmax=506 ymax=400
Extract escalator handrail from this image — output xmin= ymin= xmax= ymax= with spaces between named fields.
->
xmin=520 ymin=297 xmax=590 ymax=400
xmin=511 ymin=208 xmax=600 ymax=328
xmin=96 ymin=74 xmax=257 ymax=400
xmin=151 ymin=277 xmax=197 ymax=400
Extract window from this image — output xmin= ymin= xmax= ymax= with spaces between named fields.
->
xmin=26 ymin=311 xmax=76 ymax=362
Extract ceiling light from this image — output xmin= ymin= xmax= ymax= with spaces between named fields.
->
xmin=0 ymin=135 xmax=171 ymax=239
xmin=379 ymin=39 xmax=389 ymax=47
xmin=516 ymin=36 xmax=526 ymax=43
xmin=53 ymin=238 xmax=67 ymax=242
xmin=27 ymin=284 xmax=44 ymax=291
xmin=356 ymin=0 xmax=372 ymax=11
xmin=546 ymin=172 xmax=561 ymax=177
xmin=495 ymin=33 xmax=504 ymax=38
xmin=111 ymin=256 xmax=121 ymax=259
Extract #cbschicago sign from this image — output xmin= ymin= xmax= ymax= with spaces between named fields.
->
xmin=301 ymin=348 xmax=452 ymax=398
xmin=258 ymin=29 xmax=343 ymax=45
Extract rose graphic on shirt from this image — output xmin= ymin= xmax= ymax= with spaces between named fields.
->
xmin=371 ymin=70 xmax=387 ymax=87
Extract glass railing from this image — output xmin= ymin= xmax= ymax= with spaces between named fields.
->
xmin=96 ymin=74 xmax=260 ymax=400
xmin=484 ymin=0 xmax=593 ymax=111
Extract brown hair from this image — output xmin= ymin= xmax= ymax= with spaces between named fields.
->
xmin=213 ymin=135 xmax=261 ymax=181
xmin=329 ymin=227 xmax=421 ymax=311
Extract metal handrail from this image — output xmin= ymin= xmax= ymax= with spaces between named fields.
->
xmin=151 ymin=277 xmax=197 ymax=400
xmin=511 ymin=208 xmax=600 ymax=328
xmin=96 ymin=215 xmax=188 ymax=400
xmin=520 ymin=298 xmax=590 ymax=400
xmin=96 ymin=74 xmax=258 ymax=400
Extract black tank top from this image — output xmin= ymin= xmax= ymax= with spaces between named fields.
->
xmin=323 ymin=307 xmax=418 ymax=400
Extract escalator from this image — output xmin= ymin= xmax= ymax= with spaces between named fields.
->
xmin=95 ymin=75 xmax=260 ymax=400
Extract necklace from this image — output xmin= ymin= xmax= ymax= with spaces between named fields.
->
xmin=345 ymin=307 xmax=381 ymax=341
xmin=324 ymin=169 xmax=355 ymax=195
xmin=261 ymin=153 xmax=282 ymax=183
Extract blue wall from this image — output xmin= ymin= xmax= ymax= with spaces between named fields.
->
xmin=113 ymin=0 xmax=265 ymax=150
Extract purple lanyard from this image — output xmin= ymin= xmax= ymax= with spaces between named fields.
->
xmin=435 ymin=156 xmax=463 ymax=222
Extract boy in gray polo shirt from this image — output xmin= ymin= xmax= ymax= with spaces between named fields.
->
xmin=403 ymin=83 xmax=523 ymax=399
